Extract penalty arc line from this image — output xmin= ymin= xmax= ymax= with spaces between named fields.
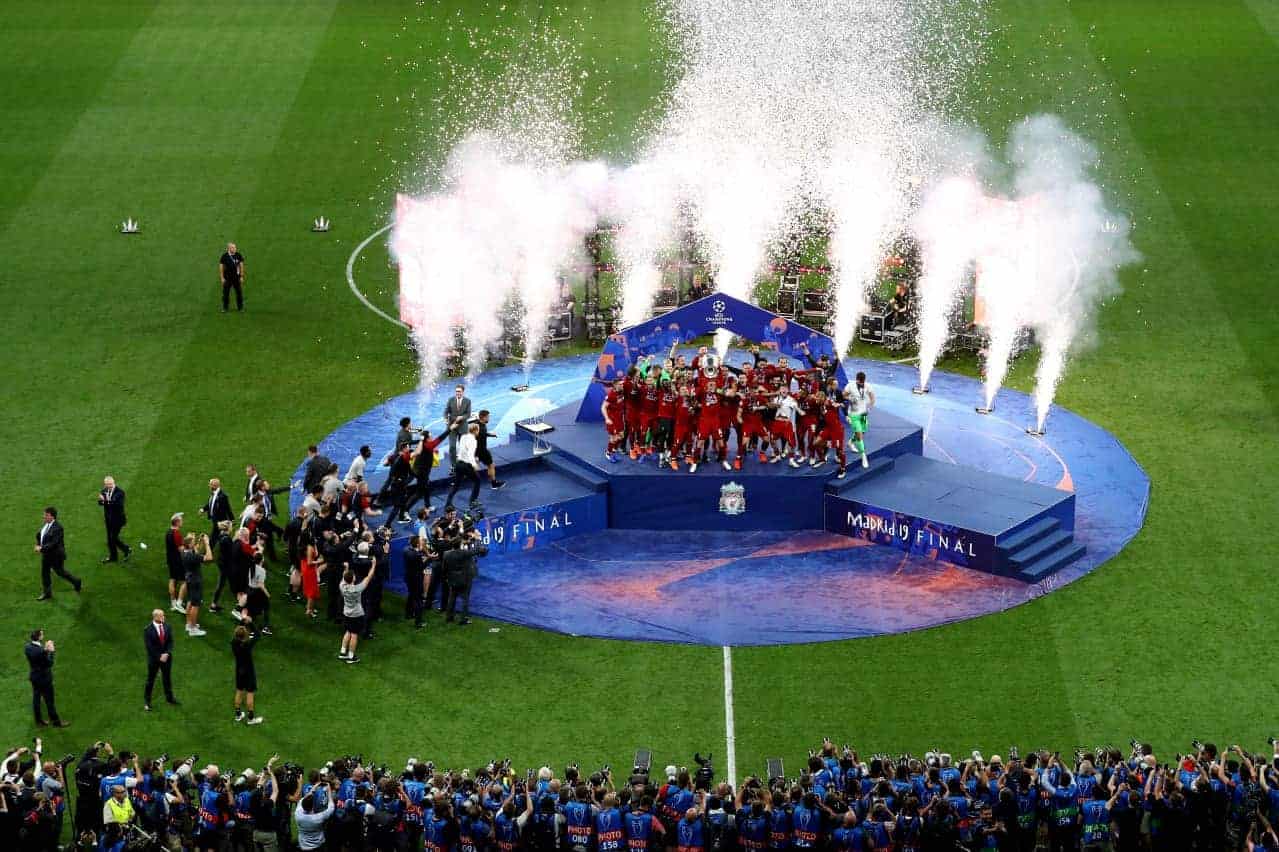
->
xmin=723 ymin=645 xmax=737 ymax=786
xmin=345 ymin=222 xmax=407 ymax=330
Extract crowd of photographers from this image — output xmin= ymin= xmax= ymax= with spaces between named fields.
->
xmin=4 ymin=737 xmax=1279 ymax=852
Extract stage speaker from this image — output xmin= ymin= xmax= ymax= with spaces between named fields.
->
xmin=546 ymin=311 xmax=573 ymax=343
xmin=800 ymin=289 xmax=830 ymax=317
xmin=651 ymin=286 xmax=678 ymax=315
xmin=859 ymin=313 xmax=885 ymax=344
xmin=776 ymin=274 xmax=800 ymax=317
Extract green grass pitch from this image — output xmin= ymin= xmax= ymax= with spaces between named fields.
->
xmin=1 ymin=0 xmax=1278 ymax=781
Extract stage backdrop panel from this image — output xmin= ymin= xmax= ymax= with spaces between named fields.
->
xmin=576 ymin=292 xmax=848 ymax=422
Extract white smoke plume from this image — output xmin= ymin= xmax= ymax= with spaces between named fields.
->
xmin=395 ymin=0 xmax=998 ymax=385
xmin=911 ymin=114 xmax=1137 ymax=421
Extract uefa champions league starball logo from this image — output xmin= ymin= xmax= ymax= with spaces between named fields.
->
xmin=712 ymin=300 xmax=726 ymax=314
xmin=719 ymin=481 xmax=746 ymax=515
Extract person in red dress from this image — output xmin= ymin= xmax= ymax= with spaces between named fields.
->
xmin=602 ymin=378 xmax=627 ymax=463
xmin=301 ymin=532 xmax=322 ymax=619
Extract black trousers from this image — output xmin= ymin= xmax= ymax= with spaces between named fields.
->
xmin=31 ymin=681 xmax=60 ymax=724
xmin=105 ymin=521 xmax=130 ymax=561
xmin=213 ymin=564 xmax=232 ymax=605
xmin=424 ymin=564 xmax=448 ymax=611
xmin=326 ymin=576 xmax=342 ymax=621
xmin=405 ymin=579 xmax=424 ymax=625
xmin=222 ymin=279 xmax=243 ymax=310
xmin=144 ymin=658 xmax=175 ymax=703
xmin=256 ymin=517 xmax=283 ymax=560
xmin=405 ymin=470 xmax=432 ymax=513
xmin=446 ymin=462 xmax=481 ymax=506
xmin=41 ymin=558 xmax=80 ymax=595
xmin=445 ymin=581 xmax=471 ymax=620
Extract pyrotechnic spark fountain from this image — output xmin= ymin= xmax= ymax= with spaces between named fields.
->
xmin=391 ymin=1 xmax=1132 ymax=420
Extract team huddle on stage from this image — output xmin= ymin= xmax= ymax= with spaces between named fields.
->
xmin=601 ymin=343 xmax=876 ymax=479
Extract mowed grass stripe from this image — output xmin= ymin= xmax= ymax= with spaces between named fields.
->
xmin=0 ymin=2 xmax=159 ymax=233
xmin=0 ymin=0 xmax=341 ymax=745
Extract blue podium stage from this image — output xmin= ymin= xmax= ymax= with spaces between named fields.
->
xmin=513 ymin=403 xmax=923 ymax=530
xmin=295 ymin=351 xmax=1148 ymax=644
xmin=291 ymin=293 xmax=1151 ymax=643
xmin=509 ymin=400 xmax=1082 ymax=578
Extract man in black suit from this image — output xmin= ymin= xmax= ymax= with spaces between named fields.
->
xmin=302 ymin=445 xmax=332 ymax=494
xmin=443 ymin=384 xmax=472 ymax=468
xmin=35 ymin=507 xmax=81 ymax=601
xmin=143 ymin=609 xmax=178 ymax=711
xmin=443 ymin=524 xmax=488 ymax=625
xmin=252 ymin=478 xmax=289 ymax=561
xmin=244 ymin=464 xmax=261 ymax=503
xmin=97 ymin=475 xmax=132 ymax=563
xmin=199 ymin=478 xmax=233 ymax=540
xmin=26 ymin=629 xmax=68 ymax=727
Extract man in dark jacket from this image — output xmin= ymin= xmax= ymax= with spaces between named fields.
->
xmin=443 ymin=525 xmax=488 ymax=625
xmin=98 ymin=475 xmax=132 ymax=562
xmin=35 ymin=507 xmax=81 ymax=601
xmin=26 ymin=629 xmax=67 ymax=727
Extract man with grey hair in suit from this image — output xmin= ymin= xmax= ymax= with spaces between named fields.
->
xmin=443 ymin=383 xmax=472 ymax=468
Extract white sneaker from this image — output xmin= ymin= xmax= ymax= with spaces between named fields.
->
xmin=769 ymin=454 xmax=782 ymax=464
xmin=171 ymin=601 xmax=186 ymax=613
xmin=187 ymin=627 xmax=207 ymax=637
xmin=246 ymin=716 xmax=264 ymax=726
xmin=837 ymin=468 xmax=847 ymax=479
xmin=230 ymin=610 xmax=243 ymax=622
xmin=809 ymin=458 xmax=820 ymax=467
xmin=861 ymin=454 xmax=870 ymax=468
xmin=689 ymin=462 xmax=698 ymax=474
xmin=721 ymin=460 xmax=732 ymax=471
xmin=788 ymin=458 xmax=800 ymax=468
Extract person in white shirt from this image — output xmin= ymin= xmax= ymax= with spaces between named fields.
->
xmin=844 ymin=371 xmax=876 ymax=468
xmin=345 ymin=446 xmax=371 ymax=484
xmin=445 ymin=424 xmax=482 ymax=508
xmin=772 ymin=392 xmax=805 ymax=468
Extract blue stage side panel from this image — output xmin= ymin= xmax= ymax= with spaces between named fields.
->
xmin=476 ymin=493 xmax=607 ymax=554
xmin=824 ymin=494 xmax=999 ymax=572
xmin=611 ymin=474 xmax=829 ymax=530
xmin=385 ymin=493 xmax=606 ymax=596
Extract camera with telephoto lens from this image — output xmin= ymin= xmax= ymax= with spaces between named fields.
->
xmin=58 ymin=753 xmax=77 ymax=769
xmin=693 ymin=753 xmax=714 ymax=791
xmin=1192 ymin=740 xmax=1205 ymax=753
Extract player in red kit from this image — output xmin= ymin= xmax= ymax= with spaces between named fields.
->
xmin=720 ymin=377 xmax=744 ymax=469
xmin=602 ymin=379 xmax=626 ymax=463
xmin=812 ymin=390 xmax=848 ymax=478
xmin=687 ymin=357 xmax=727 ymax=473
xmin=671 ymin=385 xmax=696 ymax=470
xmin=655 ymin=379 xmax=679 ymax=466
xmin=795 ymin=387 xmax=820 ymax=463
xmin=623 ymin=367 xmax=643 ymax=459
xmin=639 ymin=374 xmax=661 ymax=459
xmin=739 ymin=383 xmax=771 ymax=465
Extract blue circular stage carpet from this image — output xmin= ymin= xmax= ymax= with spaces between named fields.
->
xmin=303 ymin=353 xmax=1148 ymax=646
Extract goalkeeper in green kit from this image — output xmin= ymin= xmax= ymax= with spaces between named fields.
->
xmin=844 ymin=371 xmax=876 ymax=468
